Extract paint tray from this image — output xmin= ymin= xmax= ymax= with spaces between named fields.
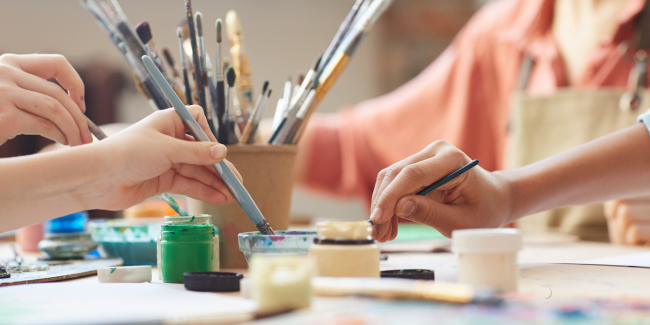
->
xmin=88 ymin=218 xmax=163 ymax=266
xmin=238 ymin=231 xmax=317 ymax=264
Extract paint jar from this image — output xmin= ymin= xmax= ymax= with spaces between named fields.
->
xmin=158 ymin=215 xmax=219 ymax=283
xmin=452 ymin=228 xmax=522 ymax=292
xmin=250 ymin=254 xmax=313 ymax=315
xmin=309 ymin=221 xmax=380 ymax=278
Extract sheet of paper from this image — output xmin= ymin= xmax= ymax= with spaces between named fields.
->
xmin=0 ymin=282 xmax=256 ymax=325
xmin=567 ymin=251 xmax=650 ymax=268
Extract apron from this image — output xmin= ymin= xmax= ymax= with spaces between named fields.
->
xmin=509 ymin=87 xmax=649 ymax=241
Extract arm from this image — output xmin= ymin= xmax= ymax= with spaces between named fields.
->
xmin=369 ymin=122 xmax=650 ymax=241
xmin=0 ymin=106 xmax=239 ymax=233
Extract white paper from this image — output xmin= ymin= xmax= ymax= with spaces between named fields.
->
xmin=0 ymin=282 xmax=256 ymax=325
xmin=568 ymin=251 xmax=650 ymax=268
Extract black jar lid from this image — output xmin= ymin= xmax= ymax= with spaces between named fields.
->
xmin=184 ymin=272 xmax=243 ymax=292
xmin=380 ymin=269 xmax=435 ymax=280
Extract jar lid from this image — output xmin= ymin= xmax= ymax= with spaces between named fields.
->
xmin=316 ymin=221 xmax=372 ymax=241
xmin=451 ymin=229 xmax=522 ymax=253
xmin=164 ymin=214 xmax=211 ymax=225
xmin=381 ymin=269 xmax=435 ymax=280
xmin=184 ymin=272 xmax=243 ymax=292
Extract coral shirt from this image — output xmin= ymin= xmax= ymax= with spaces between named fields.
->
xmin=299 ymin=0 xmax=645 ymax=205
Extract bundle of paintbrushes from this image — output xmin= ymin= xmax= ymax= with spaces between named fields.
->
xmin=269 ymin=0 xmax=393 ymax=145
xmin=81 ymin=0 xmax=392 ymax=146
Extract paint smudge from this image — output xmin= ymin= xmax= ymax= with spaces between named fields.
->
xmin=110 ymin=268 xmax=116 ymax=274
xmin=238 ymin=231 xmax=317 ymax=263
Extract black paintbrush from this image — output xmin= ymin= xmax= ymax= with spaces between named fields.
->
xmin=225 ymin=67 xmax=239 ymax=144
xmin=215 ymin=19 xmax=227 ymax=143
xmin=367 ymin=159 xmax=480 ymax=226
xmin=186 ymin=0 xmax=207 ymax=113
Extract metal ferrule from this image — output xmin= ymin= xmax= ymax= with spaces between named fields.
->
xmin=255 ymin=220 xmax=275 ymax=235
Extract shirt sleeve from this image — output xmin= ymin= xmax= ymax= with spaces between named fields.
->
xmin=637 ymin=108 xmax=650 ymax=137
xmin=298 ymin=0 xmax=516 ymax=204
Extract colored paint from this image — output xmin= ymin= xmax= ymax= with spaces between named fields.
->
xmin=160 ymin=224 xmax=214 ymax=283
xmin=238 ymin=231 xmax=317 ymax=264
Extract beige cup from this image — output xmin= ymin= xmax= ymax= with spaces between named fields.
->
xmin=189 ymin=145 xmax=297 ymax=268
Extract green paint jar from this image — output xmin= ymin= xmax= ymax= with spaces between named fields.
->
xmin=159 ymin=215 xmax=217 ymax=283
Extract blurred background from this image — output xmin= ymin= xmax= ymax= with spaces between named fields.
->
xmin=0 ymin=0 xmax=489 ymax=221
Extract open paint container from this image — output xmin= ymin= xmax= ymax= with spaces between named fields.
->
xmin=88 ymin=218 xmax=162 ymax=266
xmin=238 ymin=231 xmax=317 ymax=264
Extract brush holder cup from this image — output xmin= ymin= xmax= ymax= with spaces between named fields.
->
xmin=189 ymin=145 xmax=298 ymax=268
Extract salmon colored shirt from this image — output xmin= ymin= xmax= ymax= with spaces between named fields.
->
xmin=299 ymin=0 xmax=646 ymax=205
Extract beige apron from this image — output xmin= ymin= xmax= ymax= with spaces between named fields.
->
xmin=509 ymin=88 xmax=649 ymax=241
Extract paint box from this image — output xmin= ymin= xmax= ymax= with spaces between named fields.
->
xmin=238 ymin=231 xmax=317 ymax=264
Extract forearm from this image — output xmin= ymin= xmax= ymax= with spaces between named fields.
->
xmin=499 ymin=123 xmax=650 ymax=222
xmin=0 ymin=143 xmax=112 ymax=232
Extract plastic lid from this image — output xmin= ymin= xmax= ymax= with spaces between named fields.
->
xmin=451 ymin=229 xmax=522 ymax=253
xmin=98 ymin=266 xmax=152 ymax=283
xmin=184 ymin=272 xmax=243 ymax=292
xmin=164 ymin=214 xmax=212 ymax=225
xmin=316 ymin=221 xmax=372 ymax=240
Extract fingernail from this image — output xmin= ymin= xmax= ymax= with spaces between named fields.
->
xmin=398 ymin=200 xmax=416 ymax=217
xmin=210 ymin=144 xmax=226 ymax=159
xmin=370 ymin=207 xmax=383 ymax=224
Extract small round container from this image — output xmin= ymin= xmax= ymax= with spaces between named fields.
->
xmin=158 ymin=215 xmax=218 ymax=283
xmin=238 ymin=231 xmax=317 ymax=264
xmin=452 ymin=228 xmax=522 ymax=292
xmin=89 ymin=218 xmax=162 ymax=266
xmin=309 ymin=221 xmax=379 ymax=278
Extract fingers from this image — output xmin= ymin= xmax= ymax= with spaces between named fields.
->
xmin=370 ymin=141 xmax=470 ymax=226
xmin=180 ymin=105 xmax=218 ymax=142
xmin=1 ymin=107 xmax=67 ymax=144
xmin=168 ymin=137 xmax=227 ymax=166
xmin=11 ymin=88 xmax=86 ymax=146
xmin=606 ymin=199 xmax=650 ymax=245
xmin=175 ymin=164 xmax=235 ymax=203
xmin=166 ymin=173 xmax=231 ymax=206
xmin=2 ymin=54 xmax=86 ymax=114
xmin=12 ymin=69 xmax=92 ymax=144
xmin=625 ymin=224 xmax=650 ymax=245
xmin=395 ymin=194 xmax=464 ymax=237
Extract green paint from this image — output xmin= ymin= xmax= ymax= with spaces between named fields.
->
xmin=34 ymin=105 xmax=37 ymax=108
xmin=190 ymin=216 xmax=195 ymax=222
xmin=393 ymin=223 xmax=446 ymax=242
xmin=160 ymin=224 xmax=213 ymax=283
xmin=110 ymin=268 xmax=116 ymax=274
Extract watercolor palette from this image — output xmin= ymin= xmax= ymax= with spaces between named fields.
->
xmin=238 ymin=231 xmax=317 ymax=263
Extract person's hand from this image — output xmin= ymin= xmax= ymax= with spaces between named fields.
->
xmin=89 ymin=105 xmax=241 ymax=210
xmin=0 ymin=54 xmax=92 ymax=146
xmin=604 ymin=197 xmax=650 ymax=245
xmin=369 ymin=141 xmax=513 ymax=242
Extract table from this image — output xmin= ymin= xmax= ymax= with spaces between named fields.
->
xmin=2 ymin=240 xmax=650 ymax=324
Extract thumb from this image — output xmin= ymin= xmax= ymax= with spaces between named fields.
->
xmin=170 ymin=139 xmax=227 ymax=165
xmin=394 ymin=195 xmax=462 ymax=237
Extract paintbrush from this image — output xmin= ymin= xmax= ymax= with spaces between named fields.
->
xmin=241 ymin=82 xmax=269 ymax=144
xmin=226 ymin=10 xmax=254 ymax=120
xmin=289 ymin=0 xmax=394 ymax=144
xmin=225 ymin=67 xmax=240 ymax=145
xmin=316 ymin=0 xmax=366 ymax=74
xmin=246 ymin=89 xmax=272 ymax=143
xmin=271 ymin=77 xmax=292 ymax=131
xmin=195 ymin=12 xmax=217 ymax=135
xmin=177 ymin=27 xmax=193 ymax=105
xmin=366 ymin=159 xmax=479 ymax=226
xmin=185 ymin=0 xmax=207 ymax=115
xmin=143 ymin=55 xmax=275 ymax=235
xmin=215 ymin=19 xmax=227 ymax=144
xmin=135 ymin=21 xmax=167 ymax=77
xmin=161 ymin=47 xmax=188 ymax=104
xmin=269 ymin=55 xmax=321 ymax=144
xmin=85 ymin=116 xmax=188 ymax=216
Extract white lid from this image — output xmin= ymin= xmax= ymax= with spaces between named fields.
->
xmin=98 ymin=266 xmax=152 ymax=283
xmin=451 ymin=228 xmax=522 ymax=253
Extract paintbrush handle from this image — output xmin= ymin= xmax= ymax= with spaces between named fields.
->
xmin=417 ymin=160 xmax=479 ymax=195
xmin=143 ymin=55 xmax=273 ymax=233
xmin=215 ymin=80 xmax=227 ymax=143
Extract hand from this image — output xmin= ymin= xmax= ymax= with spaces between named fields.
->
xmin=604 ymin=197 xmax=650 ymax=245
xmin=0 ymin=54 xmax=92 ymax=146
xmin=369 ymin=141 xmax=513 ymax=242
xmin=89 ymin=105 xmax=241 ymax=211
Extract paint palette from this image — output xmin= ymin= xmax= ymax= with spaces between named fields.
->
xmin=238 ymin=231 xmax=317 ymax=264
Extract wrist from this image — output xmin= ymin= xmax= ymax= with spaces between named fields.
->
xmin=493 ymin=169 xmax=527 ymax=224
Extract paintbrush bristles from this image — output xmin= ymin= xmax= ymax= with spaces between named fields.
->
xmin=216 ymin=19 xmax=222 ymax=43
xmin=196 ymin=12 xmax=203 ymax=36
xmin=162 ymin=47 xmax=175 ymax=66
xmin=135 ymin=21 xmax=153 ymax=44
xmin=262 ymin=81 xmax=269 ymax=94
xmin=226 ymin=67 xmax=236 ymax=87
xmin=185 ymin=0 xmax=192 ymax=12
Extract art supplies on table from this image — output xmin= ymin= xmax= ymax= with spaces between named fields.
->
xmin=0 ymin=258 xmax=123 ymax=287
xmin=88 ymin=218 xmax=162 ymax=266
xmin=97 ymin=265 xmax=152 ymax=283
